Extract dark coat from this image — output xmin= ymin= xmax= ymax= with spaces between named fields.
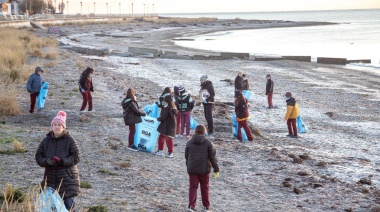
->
xmin=266 ymin=79 xmax=274 ymax=94
xmin=26 ymin=69 xmax=43 ymax=93
xmin=157 ymin=105 xmax=178 ymax=137
xmin=243 ymin=79 xmax=250 ymax=90
xmin=122 ymin=98 xmax=145 ymax=125
xmin=234 ymin=75 xmax=244 ymax=90
xmin=185 ymin=134 xmax=219 ymax=175
xmin=79 ymin=72 xmax=94 ymax=92
xmin=157 ymin=93 xmax=171 ymax=108
xmin=35 ymin=131 xmax=80 ymax=198
xmin=200 ymin=81 xmax=215 ymax=104
xmin=235 ymin=100 xmax=249 ymax=119
xmin=175 ymin=94 xmax=194 ymax=112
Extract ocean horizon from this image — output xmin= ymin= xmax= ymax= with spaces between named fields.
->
xmin=162 ymin=9 xmax=380 ymax=68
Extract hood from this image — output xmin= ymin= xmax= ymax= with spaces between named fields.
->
xmin=190 ymin=134 xmax=207 ymax=145
xmin=122 ymin=98 xmax=132 ymax=105
xmin=35 ymin=66 xmax=43 ymax=74
xmin=286 ymin=97 xmax=296 ymax=106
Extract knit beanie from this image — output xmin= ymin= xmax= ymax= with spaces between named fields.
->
xmin=51 ymin=111 xmax=67 ymax=129
xmin=200 ymin=75 xmax=208 ymax=81
xmin=178 ymin=86 xmax=186 ymax=95
xmin=285 ymin=92 xmax=292 ymax=98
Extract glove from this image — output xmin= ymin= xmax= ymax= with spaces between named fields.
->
xmin=53 ymin=156 xmax=61 ymax=163
xmin=80 ymin=88 xmax=85 ymax=93
xmin=47 ymin=158 xmax=56 ymax=166
xmin=213 ymin=172 xmax=220 ymax=179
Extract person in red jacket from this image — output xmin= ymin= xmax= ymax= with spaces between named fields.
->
xmin=185 ymin=124 xmax=219 ymax=212
xmin=234 ymin=91 xmax=254 ymax=142
xmin=79 ymin=67 xmax=94 ymax=113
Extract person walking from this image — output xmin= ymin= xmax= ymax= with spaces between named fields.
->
xmin=234 ymin=71 xmax=244 ymax=92
xmin=79 ymin=67 xmax=94 ymax=113
xmin=265 ymin=74 xmax=274 ymax=108
xmin=26 ymin=66 xmax=43 ymax=113
xmin=284 ymin=92 xmax=300 ymax=138
xmin=185 ymin=124 xmax=219 ymax=212
xmin=35 ymin=111 xmax=81 ymax=211
xmin=153 ymin=95 xmax=178 ymax=158
xmin=174 ymin=86 xmax=181 ymax=137
xmin=234 ymin=91 xmax=254 ymax=142
xmin=122 ymin=88 xmax=146 ymax=151
xmin=177 ymin=86 xmax=194 ymax=138
xmin=200 ymin=75 xmax=215 ymax=136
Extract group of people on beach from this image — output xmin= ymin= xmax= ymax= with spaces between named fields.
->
xmin=27 ymin=65 xmax=300 ymax=211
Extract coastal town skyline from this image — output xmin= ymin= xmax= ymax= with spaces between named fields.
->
xmin=53 ymin=0 xmax=379 ymax=15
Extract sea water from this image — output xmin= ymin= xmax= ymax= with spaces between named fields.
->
xmin=162 ymin=9 xmax=380 ymax=67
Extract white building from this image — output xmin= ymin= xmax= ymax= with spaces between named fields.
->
xmin=0 ymin=0 xmax=19 ymax=15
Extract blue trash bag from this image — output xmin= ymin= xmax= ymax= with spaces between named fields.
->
xmin=144 ymin=103 xmax=159 ymax=118
xmin=37 ymin=187 xmax=68 ymax=212
xmin=242 ymin=90 xmax=252 ymax=101
xmin=134 ymin=116 xmax=160 ymax=153
xmin=232 ymin=113 xmax=248 ymax=142
xmin=190 ymin=117 xmax=199 ymax=130
xmin=297 ymin=115 xmax=308 ymax=133
xmin=38 ymin=82 xmax=49 ymax=110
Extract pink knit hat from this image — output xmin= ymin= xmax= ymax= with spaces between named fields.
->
xmin=51 ymin=111 xmax=67 ymax=129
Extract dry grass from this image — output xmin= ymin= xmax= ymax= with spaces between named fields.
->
xmin=12 ymin=141 xmax=25 ymax=153
xmin=45 ymin=61 xmax=57 ymax=68
xmin=45 ymin=52 xmax=58 ymax=60
xmin=0 ymin=78 xmax=22 ymax=116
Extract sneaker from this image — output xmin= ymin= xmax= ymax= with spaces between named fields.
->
xmin=166 ymin=152 xmax=174 ymax=158
xmin=188 ymin=206 xmax=197 ymax=212
xmin=29 ymin=110 xmax=34 ymax=113
xmin=80 ymin=110 xmax=87 ymax=114
xmin=127 ymin=145 xmax=138 ymax=151
xmin=203 ymin=206 xmax=211 ymax=212
xmin=87 ymin=110 xmax=95 ymax=112
xmin=290 ymin=135 xmax=300 ymax=139
xmin=286 ymin=134 xmax=292 ymax=137
xmin=152 ymin=150 xmax=163 ymax=156
xmin=175 ymin=134 xmax=180 ymax=138
xmin=186 ymin=135 xmax=191 ymax=139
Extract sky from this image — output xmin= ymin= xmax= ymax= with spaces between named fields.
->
xmin=58 ymin=0 xmax=380 ymax=15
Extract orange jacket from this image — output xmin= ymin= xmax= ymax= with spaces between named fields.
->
xmin=285 ymin=98 xmax=299 ymax=120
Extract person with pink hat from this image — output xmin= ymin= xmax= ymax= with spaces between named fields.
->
xmin=35 ymin=111 xmax=81 ymax=211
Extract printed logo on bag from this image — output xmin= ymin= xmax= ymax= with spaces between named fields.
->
xmin=144 ymin=119 xmax=155 ymax=124
xmin=138 ymin=138 xmax=148 ymax=150
xmin=142 ymin=130 xmax=151 ymax=137
xmin=146 ymin=110 xmax=152 ymax=115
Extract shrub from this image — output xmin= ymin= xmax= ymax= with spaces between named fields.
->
xmin=0 ymin=78 xmax=21 ymax=116
xmin=0 ymin=184 xmax=26 ymax=203
xmin=80 ymin=181 xmax=93 ymax=189
xmin=12 ymin=141 xmax=26 ymax=153
xmin=45 ymin=52 xmax=58 ymax=60
xmin=88 ymin=205 xmax=108 ymax=212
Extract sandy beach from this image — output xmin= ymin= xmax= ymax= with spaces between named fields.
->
xmin=1 ymin=18 xmax=380 ymax=211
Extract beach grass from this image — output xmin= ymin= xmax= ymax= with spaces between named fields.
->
xmin=0 ymin=78 xmax=22 ymax=116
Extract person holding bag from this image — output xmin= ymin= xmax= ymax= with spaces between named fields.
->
xmin=234 ymin=91 xmax=254 ymax=142
xmin=122 ymin=88 xmax=146 ymax=151
xmin=153 ymin=95 xmax=178 ymax=158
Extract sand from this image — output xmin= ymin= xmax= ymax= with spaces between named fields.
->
xmin=0 ymin=18 xmax=379 ymax=211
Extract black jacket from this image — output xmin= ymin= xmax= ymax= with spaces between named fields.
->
xmin=185 ymin=134 xmax=219 ymax=175
xmin=243 ymin=79 xmax=250 ymax=90
xmin=175 ymin=94 xmax=194 ymax=112
xmin=266 ymin=79 xmax=274 ymax=94
xmin=122 ymin=98 xmax=145 ymax=125
xmin=200 ymin=81 xmax=215 ymax=104
xmin=234 ymin=75 xmax=244 ymax=90
xmin=157 ymin=105 xmax=178 ymax=137
xmin=235 ymin=100 xmax=249 ymax=119
xmin=35 ymin=131 xmax=80 ymax=198
xmin=79 ymin=72 xmax=94 ymax=92
xmin=157 ymin=93 xmax=171 ymax=108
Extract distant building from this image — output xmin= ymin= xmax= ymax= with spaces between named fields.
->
xmin=0 ymin=0 xmax=19 ymax=15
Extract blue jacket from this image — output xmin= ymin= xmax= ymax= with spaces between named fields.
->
xmin=26 ymin=70 xmax=43 ymax=93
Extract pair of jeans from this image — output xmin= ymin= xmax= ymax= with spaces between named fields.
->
xmin=237 ymin=120 xmax=254 ymax=141
xmin=181 ymin=111 xmax=191 ymax=136
xmin=63 ymin=197 xmax=75 ymax=211
xmin=203 ymin=104 xmax=214 ymax=134
xmin=287 ymin=118 xmax=298 ymax=136
xmin=158 ymin=134 xmax=174 ymax=153
xmin=29 ymin=92 xmax=39 ymax=112
xmin=267 ymin=92 xmax=273 ymax=108
xmin=128 ymin=124 xmax=136 ymax=146
xmin=189 ymin=174 xmax=210 ymax=209
xmin=80 ymin=91 xmax=92 ymax=111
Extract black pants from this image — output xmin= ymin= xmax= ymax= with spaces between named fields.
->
xmin=203 ymin=104 xmax=214 ymax=134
